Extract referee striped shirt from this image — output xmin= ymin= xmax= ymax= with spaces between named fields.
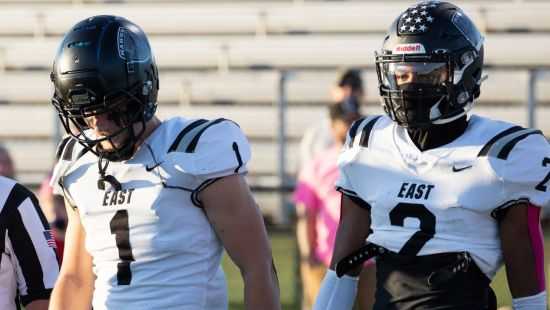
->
xmin=0 ymin=176 xmax=59 ymax=310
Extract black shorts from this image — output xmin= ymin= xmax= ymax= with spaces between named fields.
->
xmin=373 ymin=250 xmax=496 ymax=310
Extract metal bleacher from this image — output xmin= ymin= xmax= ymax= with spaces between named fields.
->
xmin=3 ymin=69 xmax=549 ymax=105
xmin=3 ymin=33 xmax=550 ymax=70
xmin=1 ymin=0 xmax=549 ymax=223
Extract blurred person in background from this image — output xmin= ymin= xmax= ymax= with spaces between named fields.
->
xmin=299 ymin=69 xmax=365 ymax=168
xmin=294 ymin=103 xmax=375 ymax=310
xmin=0 ymin=144 xmax=15 ymax=179
xmin=315 ymin=1 xmax=550 ymax=309
xmin=48 ymin=15 xmax=280 ymax=310
xmin=0 ymin=175 xmax=60 ymax=310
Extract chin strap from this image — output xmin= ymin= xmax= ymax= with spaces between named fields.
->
xmin=97 ymin=154 xmax=121 ymax=191
xmin=94 ymin=117 xmax=149 ymax=189
xmin=97 ymin=121 xmax=146 ymax=162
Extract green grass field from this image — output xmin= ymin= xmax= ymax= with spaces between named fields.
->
xmin=223 ymin=227 xmax=550 ymax=310
xmin=222 ymin=232 xmax=300 ymax=310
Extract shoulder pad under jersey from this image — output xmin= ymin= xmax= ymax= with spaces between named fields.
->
xmin=480 ymin=126 xmax=550 ymax=208
xmin=165 ymin=118 xmax=251 ymax=178
xmin=336 ymin=115 xmax=383 ymax=199
xmin=50 ymin=136 xmax=88 ymax=195
xmin=344 ymin=115 xmax=383 ymax=150
xmin=339 ymin=115 xmax=383 ymax=164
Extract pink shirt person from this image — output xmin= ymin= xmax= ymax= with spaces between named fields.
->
xmin=294 ymin=145 xmax=342 ymax=267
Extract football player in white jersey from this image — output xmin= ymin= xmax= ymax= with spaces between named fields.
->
xmin=47 ymin=16 xmax=280 ymax=310
xmin=314 ymin=1 xmax=550 ymax=309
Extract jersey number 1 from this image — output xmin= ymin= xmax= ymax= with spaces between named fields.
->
xmin=110 ymin=210 xmax=135 ymax=285
xmin=389 ymin=203 xmax=436 ymax=255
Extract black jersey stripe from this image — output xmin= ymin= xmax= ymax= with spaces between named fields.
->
xmin=232 ymin=142 xmax=243 ymax=173
xmin=5 ymin=184 xmax=47 ymax=297
xmin=168 ymin=119 xmax=208 ymax=153
xmin=497 ymin=130 xmax=543 ymax=160
xmin=185 ymin=118 xmax=227 ymax=153
xmin=477 ymin=126 xmax=523 ymax=157
xmin=61 ymin=138 xmax=77 ymax=161
xmin=55 ymin=136 xmax=72 ymax=161
xmin=359 ymin=116 xmax=382 ymax=148
xmin=347 ymin=117 xmax=366 ymax=148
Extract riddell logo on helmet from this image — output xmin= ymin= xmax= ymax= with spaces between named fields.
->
xmin=393 ymin=43 xmax=426 ymax=54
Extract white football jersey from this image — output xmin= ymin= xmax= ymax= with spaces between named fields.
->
xmin=336 ymin=114 xmax=550 ymax=279
xmin=52 ymin=117 xmax=251 ymax=310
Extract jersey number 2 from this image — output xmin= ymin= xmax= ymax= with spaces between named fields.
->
xmin=535 ymin=157 xmax=550 ymax=192
xmin=110 ymin=210 xmax=135 ymax=285
xmin=389 ymin=203 xmax=436 ymax=255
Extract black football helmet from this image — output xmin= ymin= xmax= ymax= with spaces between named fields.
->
xmin=51 ymin=15 xmax=159 ymax=161
xmin=375 ymin=1 xmax=484 ymax=128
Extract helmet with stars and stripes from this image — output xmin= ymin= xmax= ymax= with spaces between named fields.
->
xmin=375 ymin=1 xmax=484 ymax=129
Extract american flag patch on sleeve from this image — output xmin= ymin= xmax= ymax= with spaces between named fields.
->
xmin=43 ymin=230 xmax=57 ymax=248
